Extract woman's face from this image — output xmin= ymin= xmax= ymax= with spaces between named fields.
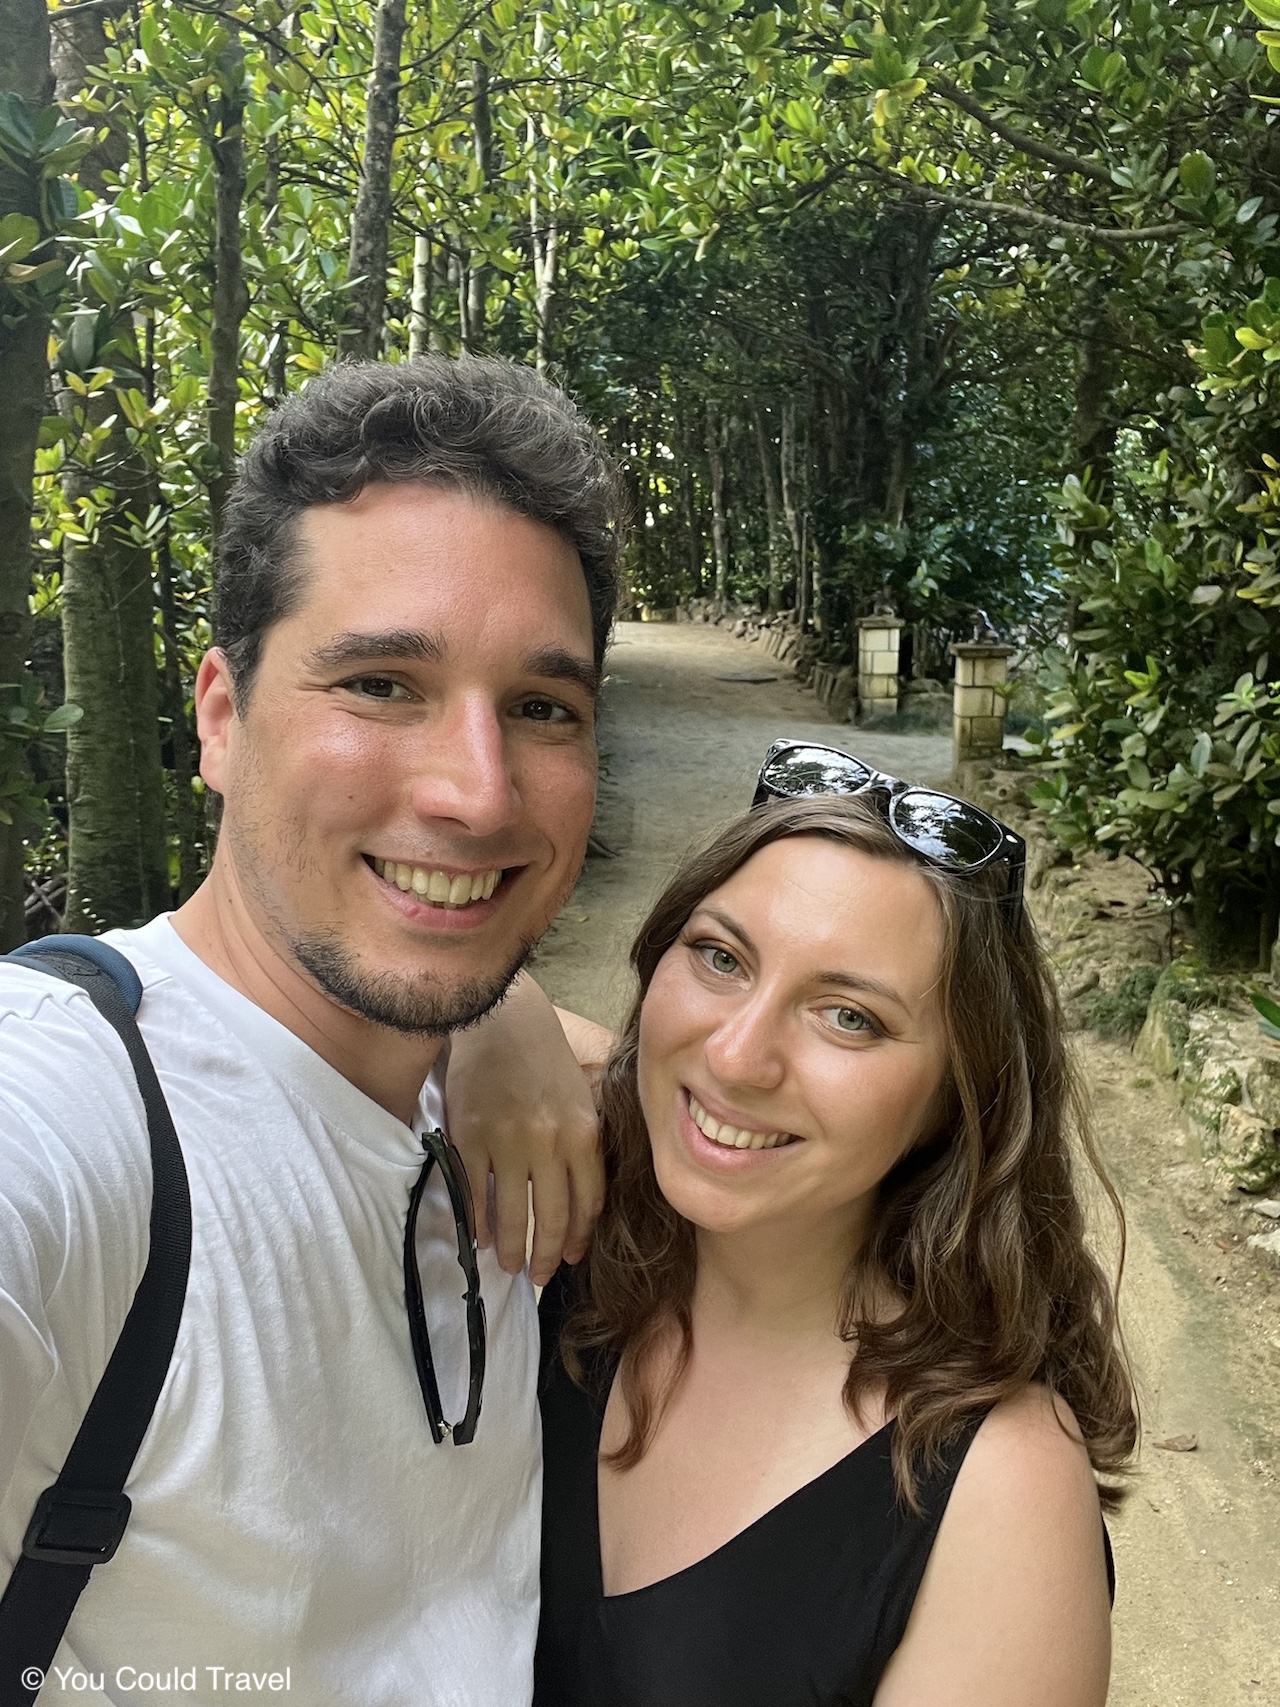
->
xmin=638 ymin=835 xmax=949 ymax=1243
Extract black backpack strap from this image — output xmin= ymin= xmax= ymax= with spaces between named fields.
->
xmin=0 ymin=936 xmax=191 ymax=1703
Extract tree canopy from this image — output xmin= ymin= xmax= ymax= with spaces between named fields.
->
xmin=0 ymin=0 xmax=1277 ymax=958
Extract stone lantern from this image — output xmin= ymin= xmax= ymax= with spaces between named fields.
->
xmin=950 ymin=640 xmax=1016 ymax=769
xmin=856 ymin=612 xmax=902 ymax=723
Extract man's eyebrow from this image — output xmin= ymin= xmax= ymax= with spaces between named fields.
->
xmin=522 ymin=646 xmax=601 ymax=698
xmin=694 ymin=906 xmax=908 ymax=1009
xmin=305 ymin=630 xmax=446 ymax=671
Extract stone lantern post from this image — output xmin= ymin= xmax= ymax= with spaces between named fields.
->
xmin=950 ymin=641 xmax=1016 ymax=769
xmin=856 ymin=613 xmax=902 ymax=723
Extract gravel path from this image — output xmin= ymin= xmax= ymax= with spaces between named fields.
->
xmin=531 ymin=620 xmax=1280 ymax=1707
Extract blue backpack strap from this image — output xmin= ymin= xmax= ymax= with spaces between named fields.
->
xmin=0 ymin=935 xmax=192 ymax=1703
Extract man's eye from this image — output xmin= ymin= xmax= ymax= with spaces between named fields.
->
xmin=821 ymin=1005 xmax=878 ymax=1036
xmin=520 ymin=697 xmax=574 ymax=723
xmin=344 ymin=676 xmax=411 ymax=702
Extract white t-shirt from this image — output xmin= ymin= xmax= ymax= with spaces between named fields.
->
xmin=0 ymin=916 xmax=540 ymax=1705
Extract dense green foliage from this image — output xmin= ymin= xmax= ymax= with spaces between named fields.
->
xmin=0 ymin=0 xmax=1276 ymax=955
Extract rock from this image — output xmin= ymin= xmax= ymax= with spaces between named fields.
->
xmin=1246 ymin=1227 xmax=1280 ymax=1259
xmin=1216 ymin=1106 xmax=1280 ymax=1192
xmin=1247 ymin=1198 xmax=1280 ymax=1218
xmin=1244 ymin=1044 xmax=1280 ymax=1126
xmin=828 ymin=666 xmax=856 ymax=722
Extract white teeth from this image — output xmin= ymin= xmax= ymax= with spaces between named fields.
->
xmin=371 ymin=860 xmax=503 ymax=909
xmin=688 ymin=1094 xmax=789 ymax=1152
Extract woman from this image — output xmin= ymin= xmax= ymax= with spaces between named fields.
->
xmin=535 ymin=743 xmax=1136 ymax=1707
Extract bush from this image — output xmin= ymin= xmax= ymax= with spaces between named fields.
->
xmin=1080 ymin=965 xmax=1163 ymax=1041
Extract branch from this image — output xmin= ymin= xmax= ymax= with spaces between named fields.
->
xmin=867 ymin=169 xmax=1187 ymax=245
xmin=49 ymin=0 xmax=129 ymax=19
xmin=931 ymin=76 xmax=1112 ymax=184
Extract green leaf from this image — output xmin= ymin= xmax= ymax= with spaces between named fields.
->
xmin=1189 ymin=731 xmax=1212 ymax=777
xmin=41 ymin=701 xmax=83 ymax=733
xmin=1178 ymin=151 xmax=1215 ymax=198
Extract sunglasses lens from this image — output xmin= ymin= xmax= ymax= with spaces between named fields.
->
xmin=890 ymin=790 xmax=1005 ymax=870
xmin=759 ymin=745 xmax=875 ymax=799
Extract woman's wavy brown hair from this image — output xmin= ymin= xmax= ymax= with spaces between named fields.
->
xmin=562 ymin=794 xmax=1137 ymax=1511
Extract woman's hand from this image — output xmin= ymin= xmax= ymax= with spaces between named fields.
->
xmin=443 ymin=971 xmax=615 ymax=1285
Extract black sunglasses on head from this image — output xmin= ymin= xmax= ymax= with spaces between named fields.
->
xmin=404 ymin=1126 xmax=487 ymax=1445
xmin=751 ymin=741 xmax=1026 ymax=928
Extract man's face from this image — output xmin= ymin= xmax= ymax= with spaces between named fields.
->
xmin=201 ymin=483 xmax=599 ymax=1034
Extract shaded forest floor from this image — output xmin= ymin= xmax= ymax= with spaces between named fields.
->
xmin=530 ymin=621 xmax=1280 ymax=1707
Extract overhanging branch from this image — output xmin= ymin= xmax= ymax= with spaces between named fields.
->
xmin=932 ymin=76 xmax=1112 ymax=184
xmin=868 ymin=168 xmax=1186 ymax=245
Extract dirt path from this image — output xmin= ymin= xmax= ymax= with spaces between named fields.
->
xmin=530 ymin=621 xmax=1280 ymax=1706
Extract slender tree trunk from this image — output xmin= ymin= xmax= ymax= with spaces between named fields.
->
xmin=706 ymin=401 xmax=730 ymax=611
xmin=155 ymin=520 xmax=200 ymax=900
xmin=526 ymin=19 xmax=558 ymax=376
xmin=0 ymin=0 xmax=54 ymax=946
xmin=339 ymin=0 xmax=408 ymax=361
xmin=263 ymin=29 xmax=288 ymax=402
xmin=207 ymin=26 xmax=248 ymax=544
xmin=1073 ymin=318 xmax=1116 ymax=499
xmin=53 ymin=4 xmax=169 ymax=931
xmin=465 ymin=52 xmax=493 ymax=352
xmin=409 ymin=232 xmax=433 ymax=357
xmin=779 ymin=398 xmax=803 ymax=609
xmin=753 ymin=403 xmax=786 ymax=614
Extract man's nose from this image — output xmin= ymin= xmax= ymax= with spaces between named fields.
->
xmin=409 ymin=698 xmax=522 ymax=838
xmin=703 ymin=990 xmax=787 ymax=1094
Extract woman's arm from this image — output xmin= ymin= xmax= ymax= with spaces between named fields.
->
xmin=444 ymin=972 xmax=616 ymax=1285
xmin=873 ymin=1387 xmax=1113 ymax=1707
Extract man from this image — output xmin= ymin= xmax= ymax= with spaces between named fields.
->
xmin=0 ymin=358 xmax=622 ymax=1703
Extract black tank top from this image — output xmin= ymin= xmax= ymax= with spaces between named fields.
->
xmin=535 ymin=1271 xmax=1002 ymax=1707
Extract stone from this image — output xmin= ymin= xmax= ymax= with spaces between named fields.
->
xmin=1246 ymin=1227 xmax=1280 ymax=1259
xmin=1216 ymin=1106 xmax=1280 ymax=1192
xmin=1244 ymin=1045 xmax=1280 ymax=1126
xmin=1248 ymin=1199 xmax=1280 ymax=1218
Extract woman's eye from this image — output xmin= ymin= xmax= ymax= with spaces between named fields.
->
xmin=344 ymin=675 xmax=411 ymax=702
xmin=822 ymin=1004 xmax=877 ymax=1036
xmin=520 ymin=697 xmax=574 ymax=724
xmin=696 ymin=944 xmax=741 ymax=976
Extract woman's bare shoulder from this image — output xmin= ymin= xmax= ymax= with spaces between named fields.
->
xmin=872 ymin=1385 xmax=1112 ymax=1707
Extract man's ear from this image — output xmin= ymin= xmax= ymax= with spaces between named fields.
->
xmin=194 ymin=648 xmax=238 ymax=797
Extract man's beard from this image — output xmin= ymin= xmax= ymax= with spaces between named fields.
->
xmin=290 ymin=929 xmax=536 ymax=1036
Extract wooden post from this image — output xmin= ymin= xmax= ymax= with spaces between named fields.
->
xmin=856 ymin=614 xmax=902 ymax=722
xmin=950 ymin=642 xmax=1016 ymax=769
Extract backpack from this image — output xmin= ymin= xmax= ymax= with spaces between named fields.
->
xmin=0 ymin=936 xmax=191 ymax=1705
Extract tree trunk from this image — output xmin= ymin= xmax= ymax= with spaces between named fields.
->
xmin=53 ymin=3 xmax=170 ymax=932
xmin=706 ymin=401 xmax=730 ymax=612
xmin=779 ymin=398 xmax=804 ymax=609
xmin=156 ymin=519 xmax=201 ymax=901
xmin=1073 ymin=319 xmax=1117 ymax=500
xmin=527 ymin=20 xmax=558 ymax=377
xmin=338 ymin=0 xmax=407 ymax=361
xmin=0 ymin=2 xmax=55 ymax=947
xmin=207 ymin=26 xmax=248 ymax=544
xmin=465 ymin=52 xmax=493 ymax=352
xmin=263 ymin=28 xmax=288 ymax=402
xmin=409 ymin=232 xmax=433 ymax=358
xmin=753 ymin=403 xmax=785 ymax=614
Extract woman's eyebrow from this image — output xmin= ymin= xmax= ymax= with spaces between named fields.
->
xmin=694 ymin=906 xmax=908 ymax=1010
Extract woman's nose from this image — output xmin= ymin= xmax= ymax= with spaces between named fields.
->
xmin=702 ymin=992 xmax=786 ymax=1093
xmin=410 ymin=700 xmax=522 ymax=836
